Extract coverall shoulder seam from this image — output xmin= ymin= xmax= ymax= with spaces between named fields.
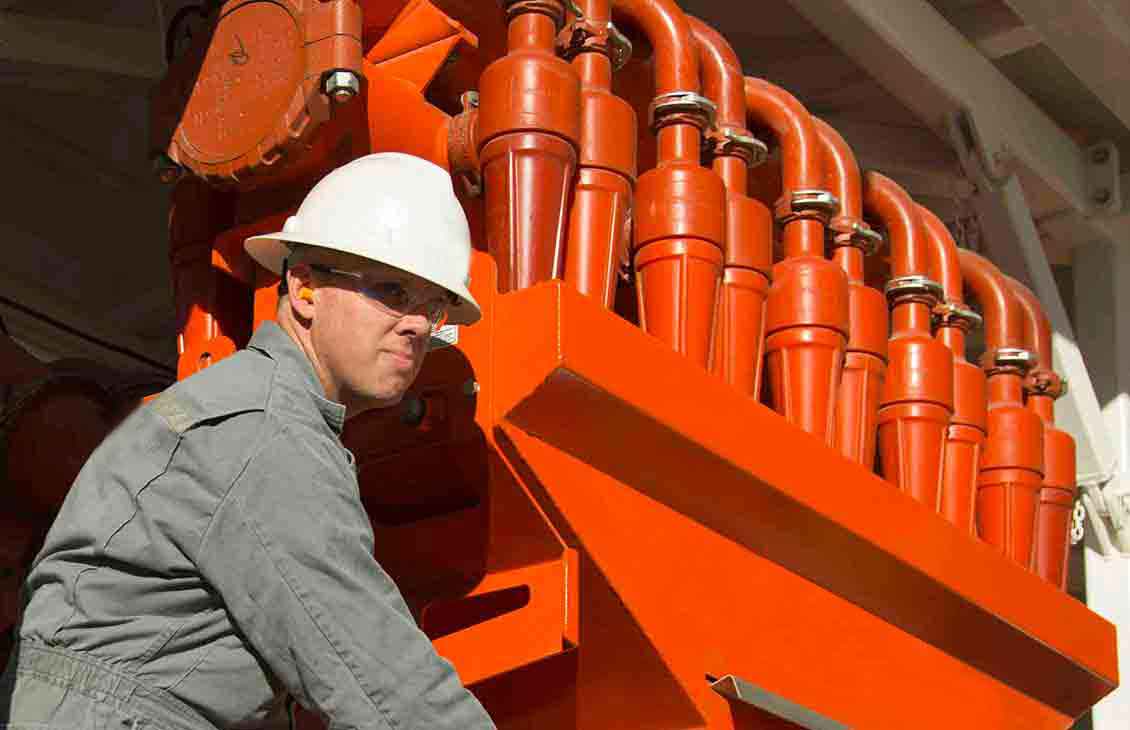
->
xmin=190 ymin=359 xmax=284 ymax=563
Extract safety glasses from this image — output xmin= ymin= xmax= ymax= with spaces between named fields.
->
xmin=307 ymin=264 xmax=453 ymax=331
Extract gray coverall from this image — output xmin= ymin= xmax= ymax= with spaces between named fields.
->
xmin=0 ymin=321 xmax=495 ymax=730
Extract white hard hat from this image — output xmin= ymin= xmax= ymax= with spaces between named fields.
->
xmin=246 ymin=153 xmax=481 ymax=325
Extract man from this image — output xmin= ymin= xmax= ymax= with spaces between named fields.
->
xmin=1 ymin=153 xmax=496 ymax=729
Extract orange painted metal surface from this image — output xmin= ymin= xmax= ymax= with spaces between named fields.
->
xmin=690 ymin=18 xmax=771 ymax=398
xmin=919 ymin=205 xmax=987 ymax=534
xmin=489 ymin=279 xmax=1115 ymax=727
xmin=959 ymin=250 xmax=1045 ymax=568
xmin=1010 ymin=277 xmax=1076 ymax=588
xmin=814 ymin=118 xmax=887 ymax=464
xmin=617 ymin=0 xmax=725 ymax=368
xmin=746 ymin=78 xmax=848 ymax=443
xmin=561 ymin=0 xmax=637 ymax=309
xmin=864 ymin=173 xmax=953 ymax=509
xmin=7 ymin=1 xmax=1120 ymax=725
xmin=477 ymin=1 xmax=581 ymax=291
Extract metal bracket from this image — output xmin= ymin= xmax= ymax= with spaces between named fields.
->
xmin=1084 ymin=141 xmax=1121 ymax=215
xmin=708 ymin=674 xmax=849 ymax=730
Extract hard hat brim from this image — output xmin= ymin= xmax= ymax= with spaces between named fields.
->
xmin=245 ymin=231 xmax=482 ymax=326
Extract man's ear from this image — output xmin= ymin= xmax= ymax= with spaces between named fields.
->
xmin=286 ymin=263 xmax=316 ymax=321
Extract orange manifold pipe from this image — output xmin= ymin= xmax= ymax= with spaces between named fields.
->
xmin=959 ymin=250 xmax=1044 ymax=566
xmin=745 ymin=78 xmax=849 ymax=444
xmin=562 ymin=0 xmax=636 ymax=309
xmin=1009 ymin=277 xmax=1076 ymax=587
xmin=919 ymin=206 xmax=987 ymax=534
xmin=690 ymin=17 xmax=772 ymax=397
xmin=614 ymin=0 xmax=726 ymax=368
xmin=814 ymin=119 xmax=887 ymax=465
xmin=864 ymin=174 xmax=953 ymax=509
xmin=477 ymin=0 xmax=581 ymax=292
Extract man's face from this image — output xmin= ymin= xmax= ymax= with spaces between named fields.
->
xmin=306 ymin=255 xmax=445 ymax=411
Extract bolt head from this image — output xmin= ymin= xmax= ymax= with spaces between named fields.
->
xmin=1093 ymin=187 xmax=1112 ymax=205
xmin=1092 ymin=147 xmax=1111 ymax=164
xmin=323 ymin=70 xmax=360 ymax=102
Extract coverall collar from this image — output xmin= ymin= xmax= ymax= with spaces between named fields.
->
xmin=248 ymin=321 xmax=347 ymax=435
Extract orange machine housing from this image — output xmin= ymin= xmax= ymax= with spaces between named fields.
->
xmin=0 ymin=1 xmax=1118 ymax=729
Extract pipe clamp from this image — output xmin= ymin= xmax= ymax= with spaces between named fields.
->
xmin=774 ymin=189 xmax=839 ymax=226
xmin=705 ymin=126 xmax=768 ymax=167
xmin=884 ymin=275 xmax=944 ymax=306
xmin=648 ymin=91 xmax=716 ymax=132
xmin=932 ymin=300 xmax=983 ymax=331
xmin=982 ymin=347 xmax=1036 ymax=375
xmin=827 ymin=216 xmax=883 ymax=255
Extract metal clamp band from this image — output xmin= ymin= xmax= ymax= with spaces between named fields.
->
xmin=773 ymin=189 xmax=840 ymax=226
xmin=932 ymin=301 xmax=983 ymax=331
xmin=502 ymin=0 xmax=569 ymax=28
xmin=982 ymin=346 xmax=1036 ymax=374
xmin=827 ymin=216 xmax=883 ymax=255
xmin=884 ymin=274 xmax=944 ymax=306
xmin=707 ymin=126 xmax=769 ymax=167
xmin=556 ymin=18 xmax=632 ymax=70
xmin=1025 ymin=369 xmax=1068 ymax=398
xmin=648 ymin=91 xmax=717 ymax=132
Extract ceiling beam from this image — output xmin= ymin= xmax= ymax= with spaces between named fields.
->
xmin=784 ymin=0 xmax=1130 ymax=249
xmin=1001 ymin=0 xmax=1130 ymax=135
xmin=0 ymin=10 xmax=164 ymax=79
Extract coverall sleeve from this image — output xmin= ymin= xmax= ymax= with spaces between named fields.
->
xmin=195 ymin=427 xmax=495 ymax=730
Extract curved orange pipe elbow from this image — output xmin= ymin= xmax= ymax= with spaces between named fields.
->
xmin=814 ymin=119 xmax=862 ymax=223
xmin=863 ymin=172 xmax=928 ymax=279
xmin=687 ymin=17 xmax=742 ymax=130
xmin=957 ymin=250 xmax=1025 ymax=352
xmin=917 ymin=206 xmax=963 ymax=305
xmin=743 ymin=77 xmax=824 ymax=259
xmin=611 ymin=0 xmax=699 ymax=97
xmin=743 ymin=78 xmax=822 ymax=193
xmin=1008 ymin=279 xmax=1053 ymax=372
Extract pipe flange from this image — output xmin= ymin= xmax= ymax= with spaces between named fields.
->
xmin=982 ymin=347 xmax=1036 ymax=375
xmin=884 ymin=274 xmax=944 ymax=306
xmin=773 ymin=189 xmax=840 ymax=227
xmin=502 ymin=0 xmax=568 ymax=28
xmin=556 ymin=17 xmax=631 ymax=70
xmin=827 ymin=216 xmax=883 ymax=255
xmin=706 ymin=126 xmax=769 ymax=168
xmin=1025 ymin=369 xmax=1068 ymax=399
xmin=932 ymin=301 xmax=983 ymax=331
xmin=648 ymin=91 xmax=716 ymax=133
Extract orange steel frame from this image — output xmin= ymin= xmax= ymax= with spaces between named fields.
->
xmin=0 ymin=0 xmax=1117 ymax=728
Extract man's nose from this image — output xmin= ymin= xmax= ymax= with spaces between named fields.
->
xmin=396 ymin=312 xmax=432 ymax=339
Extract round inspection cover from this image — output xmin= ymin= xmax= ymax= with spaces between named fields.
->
xmin=176 ymin=2 xmax=305 ymax=171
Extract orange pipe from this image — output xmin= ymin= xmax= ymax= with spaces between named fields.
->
xmin=745 ymin=78 xmax=848 ymax=444
xmin=864 ymin=174 xmax=953 ymax=509
xmin=958 ymin=250 xmax=1044 ymax=566
xmin=563 ymin=0 xmax=637 ymax=308
xmin=814 ymin=119 xmax=888 ymax=465
xmin=615 ymin=0 xmax=725 ymax=367
xmin=478 ymin=1 xmax=581 ymax=292
xmin=1009 ymin=277 xmax=1075 ymax=588
xmin=689 ymin=17 xmax=771 ymax=397
xmin=919 ymin=206 xmax=987 ymax=534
